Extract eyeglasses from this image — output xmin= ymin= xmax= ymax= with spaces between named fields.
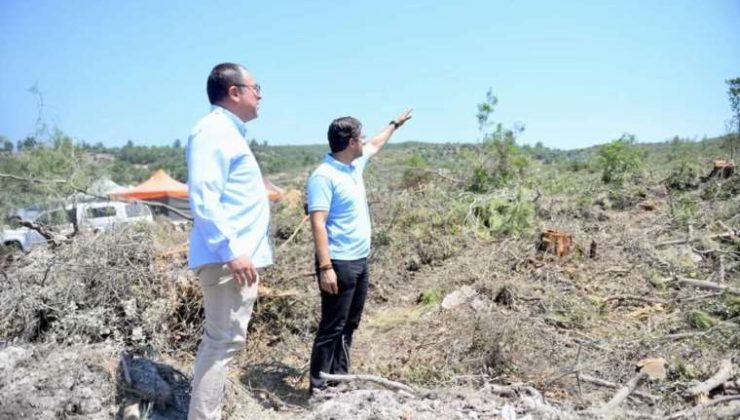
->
xmin=234 ymin=83 xmax=261 ymax=95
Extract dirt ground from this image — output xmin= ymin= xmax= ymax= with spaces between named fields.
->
xmin=1 ymin=159 xmax=739 ymax=419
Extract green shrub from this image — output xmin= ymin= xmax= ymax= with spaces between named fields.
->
xmin=687 ymin=310 xmax=718 ymax=330
xmin=598 ymin=134 xmax=645 ymax=185
xmin=700 ymin=175 xmax=740 ymax=200
xmin=418 ymin=288 xmax=443 ymax=306
xmin=669 ymin=193 xmax=699 ymax=227
xmin=466 ymin=190 xmax=535 ymax=237
xmin=665 ymin=161 xmax=701 ymax=191
xmin=468 ymin=90 xmax=530 ymax=192
xmin=401 ymin=154 xmax=432 ymax=189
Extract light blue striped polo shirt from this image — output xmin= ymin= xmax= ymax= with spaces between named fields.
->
xmin=306 ymin=152 xmax=372 ymax=260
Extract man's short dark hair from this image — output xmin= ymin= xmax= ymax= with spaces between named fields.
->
xmin=207 ymin=63 xmax=246 ymax=105
xmin=327 ymin=117 xmax=362 ymax=153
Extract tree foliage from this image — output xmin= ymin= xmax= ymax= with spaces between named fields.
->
xmin=598 ymin=133 xmax=645 ymax=185
xmin=0 ymin=131 xmax=96 ymax=218
xmin=725 ymin=77 xmax=740 ymax=159
xmin=469 ymin=89 xmax=529 ymax=192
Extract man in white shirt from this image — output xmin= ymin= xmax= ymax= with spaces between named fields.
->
xmin=186 ymin=62 xmax=270 ymax=420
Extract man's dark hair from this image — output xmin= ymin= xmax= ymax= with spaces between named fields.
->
xmin=327 ymin=117 xmax=362 ymax=153
xmin=207 ymin=63 xmax=246 ymax=105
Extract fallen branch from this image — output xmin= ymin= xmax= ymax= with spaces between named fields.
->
xmin=655 ymin=230 xmax=739 ymax=248
xmin=319 ymin=372 xmax=417 ymax=395
xmin=277 ymin=215 xmax=309 ymax=252
xmin=18 ymin=220 xmax=69 ymax=248
xmin=580 ymin=374 xmax=660 ymax=403
xmin=725 ymin=379 xmax=740 ymax=391
xmin=666 ymin=395 xmax=740 ymax=419
xmin=685 ymin=359 xmax=735 ymax=399
xmin=156 ymin=242 xmax=189 ymax=259
xmin=486 ymin=383 xmax=544 ymax=403
xmin=678 ymin=278 xmax=740 ymax=295
xmin=656 ymin=315 xmax=740 ymax=341
xmin=602 ymin=372 xmax=648 ymax=411
xmin=603 ymin=295 xmax=669 ymax=306
xmin=258 ymin=284 xmax=299 ymax=299
xmin=676 ymin=292 xmax=725 ymax=303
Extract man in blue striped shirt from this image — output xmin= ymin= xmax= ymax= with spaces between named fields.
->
xmin=186 ymin=62 xmax=270 ymax=419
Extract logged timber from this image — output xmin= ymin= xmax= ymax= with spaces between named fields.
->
xmin=666 ymin=395 xmax=740 ymax=419
xmin=656 ymin=230 xmax=739 ymax=248
xmin=678 ymin=278 xmax=740 ymax=295
xmin=580 ymin=374 xmax=660 ymax=403
xmin=602 ymin=372 xmax=648 ymax=412
xmin=319 ymin=372 xmax=417 ymax=395
xmin=685 ymin=359 xmax=735 ymax=399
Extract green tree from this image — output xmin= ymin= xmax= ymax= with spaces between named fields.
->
xmin=725 ymin=77 xmax=740 ymax=160
xmin=598 ymin=133 xmax=645 ymax=185
xmin=0 ymin=136 xmax=12 ymax=154
xmin=0 ymin=130 xmax=93 ymax=217
xmin=16 ymin=137 xmax=38 ymax=152
xmin=469 ymin=89 xmax=528 ymax=192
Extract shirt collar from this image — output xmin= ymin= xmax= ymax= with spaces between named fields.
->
xmin=211 ymin=105 xmax=248 ymax=137
xmin=324 ymin=153 xmax=356 ymax=173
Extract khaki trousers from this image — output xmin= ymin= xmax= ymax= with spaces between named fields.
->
xmin=188 ymin=263 xmax=259 ymax=420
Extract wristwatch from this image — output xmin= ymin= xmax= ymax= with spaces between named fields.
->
xmin=389 ymin=120 xmax=400 ymax=129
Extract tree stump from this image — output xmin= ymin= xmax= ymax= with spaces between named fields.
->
xmin=537 ymin=229 xmax=574 ymax=257
xmin=707 ymin=160 xmax=735 ymax=179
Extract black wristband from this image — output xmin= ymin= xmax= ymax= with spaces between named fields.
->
xmin=389 ymin=120 xmax=400 ymax=129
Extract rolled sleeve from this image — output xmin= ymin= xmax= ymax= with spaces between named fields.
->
xmin=306 ymin=174 xmax=332 ymax=212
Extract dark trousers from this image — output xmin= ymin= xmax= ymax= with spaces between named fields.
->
xmin=309 ymin=258 xmax=369 ymax=391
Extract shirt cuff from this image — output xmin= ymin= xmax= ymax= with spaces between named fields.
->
xmin=307 ymin=205 xmax=330 ymax=212
xmin=218 ymin=237 xmax=249 ymax=262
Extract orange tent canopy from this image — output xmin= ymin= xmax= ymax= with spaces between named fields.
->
xmin=115 ymin=169 xmax=283 ymax=202
xmin=115 ymin=169 xmax=188 ymax=200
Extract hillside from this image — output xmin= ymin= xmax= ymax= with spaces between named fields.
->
xmin=1 ymin=133 xmax=739 ymax=419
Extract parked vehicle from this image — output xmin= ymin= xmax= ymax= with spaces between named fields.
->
xmin=1 ymin=201 xmax=153 ymax=252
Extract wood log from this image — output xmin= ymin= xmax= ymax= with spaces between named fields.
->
xmin=666 ymin=395 xmax=740 ymax=419
xmin=685 ymin=359 xmax=735 ymax=399
xmin=603 ymin=295 xmax=669 ymax=306
xmin=580 ymin=374 xmax=660 ymax=403
xmin=319 ymin=372 xmax=417 ymax=395
xmin=678 ymin=278 xmax=740 ymax=295
xmin=602 ymin=372 xmax=648 ymax=411
xmin=656 ymin=230 xmax=739 ymax=248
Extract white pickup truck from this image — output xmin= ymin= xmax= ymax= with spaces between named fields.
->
xmin=1 ymin=201 xmax=153 ymax=252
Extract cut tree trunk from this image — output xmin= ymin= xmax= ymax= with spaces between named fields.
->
xmin=705 ymin=160 xmax=735 ymax=179
xmin=538 ymin=229 xmax=574 ymax=257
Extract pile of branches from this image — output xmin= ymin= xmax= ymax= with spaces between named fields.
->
xmin=0 ymin=218 xmax=318 ymax=358
xmin=0 ymin=223 xmax=203 ymax=353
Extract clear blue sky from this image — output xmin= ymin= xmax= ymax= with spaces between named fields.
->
xmin=1 ymin=0 xmax=738 ymax=149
